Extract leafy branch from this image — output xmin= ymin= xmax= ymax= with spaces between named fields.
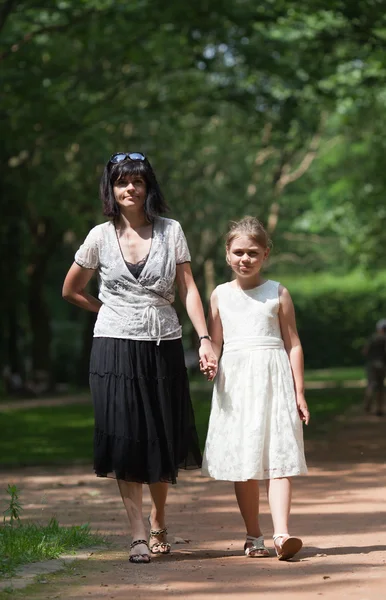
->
xmin=0 ymin=8 xmax=99 ymax=62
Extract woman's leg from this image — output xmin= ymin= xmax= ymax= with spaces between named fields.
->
xmin=234 ymin=480 xmax=269 ymax=556
xmin=148 ymin=482 xmax=171 ymax=553
xmin=117 ymin=480 xmax=150 ymax=560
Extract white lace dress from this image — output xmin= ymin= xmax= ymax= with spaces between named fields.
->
xmin=202 ymin=280 xmax=307 ymax=481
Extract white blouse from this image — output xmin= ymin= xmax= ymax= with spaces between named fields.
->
xmin=74 ymin=217 xmax=191 ymax=343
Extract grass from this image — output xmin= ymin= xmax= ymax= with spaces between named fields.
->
xmin=190 ymin=365 xmax=366 ymax=386
xmin=303 ymin=366 xmax=364 ymax=382
xmin=0 ymin=367 xmax=365 ymax=467
xmin=0 ymin=405 xmax=94 ymax=467
xmin=0 ymin=517 xmax=104 ymax=579
xmin=192 ymin=386 xmax=363 ymax=447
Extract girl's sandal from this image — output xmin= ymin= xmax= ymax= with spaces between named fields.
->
xmin=129 ymin=539 xmax=151 ymax=564
xmin=148 ymin=522 xmax=171 ymax=555
xmin=244 ymin=535 xmax=270 ymax=558
xmin=273 ymin=534 xmax=302 ymax=561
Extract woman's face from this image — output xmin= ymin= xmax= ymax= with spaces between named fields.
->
xmin=113 ymin=175 xmax=147 ymax=212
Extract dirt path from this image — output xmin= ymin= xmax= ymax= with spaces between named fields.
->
xmin=1 ymin=404 xmax=385 ymax=600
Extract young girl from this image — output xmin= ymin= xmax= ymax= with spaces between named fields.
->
xmin=201 ymin=216 xmax=309 ymax=561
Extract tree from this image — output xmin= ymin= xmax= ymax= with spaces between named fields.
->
xmin=2 ymin=0 xmax=386 ymax=390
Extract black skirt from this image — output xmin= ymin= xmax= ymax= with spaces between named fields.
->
xmin=89 ymin=337 xmax=202 ymax=484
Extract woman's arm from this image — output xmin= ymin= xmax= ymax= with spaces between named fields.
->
xmin=199 ymin=289 xmax=223 ymax=381
xmin=62 ymin=262 xmax=102 ymax=313
xmin=279 ymin=285 xmax=310 ymax=425
xmin=175 ymin=262 xmax=217 ymax=374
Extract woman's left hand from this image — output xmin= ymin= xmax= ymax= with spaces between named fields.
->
xmin=199 ymin=340 xmax=218 ymax=381
xmin=296 ymin=393 xmax=310 ymax=425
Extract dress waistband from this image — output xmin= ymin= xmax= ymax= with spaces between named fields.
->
xmin=223 ymin=336 xmax=284 ymax=353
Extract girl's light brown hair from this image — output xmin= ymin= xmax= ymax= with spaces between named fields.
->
xmin=225 ymin=216 xmax=272 ymax=250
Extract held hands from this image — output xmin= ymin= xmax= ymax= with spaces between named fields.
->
xmin=199 ymin=339 xmax=218 ymax=382
xmin=296 ymin=393 xmax=310 ymax=425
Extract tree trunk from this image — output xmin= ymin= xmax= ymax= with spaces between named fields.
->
xmin=0 ymin=183 xmax=26 ymax=394
xmin=27 ymin=261 xmax=53 ymax=394
xmin=26 ymin=223 xmax=58 ymax=394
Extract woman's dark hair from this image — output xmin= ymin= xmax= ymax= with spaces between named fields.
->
xmin=99 ymin=155 xmax=169 ymax=220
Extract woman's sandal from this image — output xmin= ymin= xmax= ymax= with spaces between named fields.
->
xmin=148 ymin=517 xmax=171 ymax=555
xmin=273 ymin=534 xmax=302 ymax=561
xmin=244 ymin=535 xmax=270 ymax=558
xmin=129 ymin=539 xmax=151 ymax=564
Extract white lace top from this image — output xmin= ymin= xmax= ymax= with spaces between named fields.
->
xmin=74 ymin=217 xmax=190 ymax=342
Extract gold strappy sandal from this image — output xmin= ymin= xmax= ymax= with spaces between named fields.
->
xmin=129 ymin=539 xmax=151 ymax=564
xmin=148 ymin=517 xmax=171 ymax=554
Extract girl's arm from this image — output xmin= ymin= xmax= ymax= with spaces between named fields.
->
xmin=62 ymin=263 xmax=102 ymax=313
xmin=207 ymin=289 xmax=223 ymax=362
xmin=175 ymin=262 xmax=217 ymax=373
xmin=278 ymin=285 xmax=310 ymax=425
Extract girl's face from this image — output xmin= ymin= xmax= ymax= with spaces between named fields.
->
xmin=226 ymin=234 xmax=270 ymax=280
xmin=113 ymin=175 xmax=147 ymax=212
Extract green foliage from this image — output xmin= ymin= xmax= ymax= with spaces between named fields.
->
xmin=286 ymin=104 xmax=386 ymax=271
xmin=3 ymin=486 xmax=22 ymax=526
xmin=0 ymin=516 xmax=104 ymax=578
xmin=280 ymin=271 xmax=386 ymax=367
xmin=1 ymin=0 xmax=386 ymax=386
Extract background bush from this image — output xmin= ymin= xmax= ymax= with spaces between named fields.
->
xmin=279 ymin=271 xmax=386 ymax=368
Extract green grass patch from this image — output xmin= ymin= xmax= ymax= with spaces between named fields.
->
xmin=302 ymin=387 xmax=362 ymax=438
xmin=0 ymin=367 xmax=364 ymax=466
xmin=0 ymin=518 xmax=104 ymax=579
xmin=191 ymin=386 xmax=363 ymax=447
xmin=304 ymin=366 xmax=364 ymax=382
xmin=190 ymin=366 xmax=365 ymax=385
xmin=0 ymin=405 xmax=94 ymax=467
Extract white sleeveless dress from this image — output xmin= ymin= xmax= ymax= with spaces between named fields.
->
xmin=202 ymin=280 xmax=307 ymax=481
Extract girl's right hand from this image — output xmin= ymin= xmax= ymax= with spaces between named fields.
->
xmin=296 ymin=393 xmax=310 ymax=425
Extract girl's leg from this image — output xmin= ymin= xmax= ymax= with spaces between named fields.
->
xmin=265 ymin=477 xmax=291 ymax=536
xmin=266 ymin=477 xmax=302 ymax=559
xmin=234 ymin=480 xmax=269 ymax=556
xmin=148 ymin=482 xmax=171 ymax=554
xmin=117 ymin=480 xmax=150 ymax=561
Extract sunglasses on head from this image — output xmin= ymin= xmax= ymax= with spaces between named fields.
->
xmin=109 ymin=152 xmax=146 ymax=164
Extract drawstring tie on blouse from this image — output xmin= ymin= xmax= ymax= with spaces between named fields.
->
xmin=142 ymin=305 xmax=162 ymax=345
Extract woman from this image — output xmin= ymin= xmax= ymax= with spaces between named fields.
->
xmin=62 ymin=152 xmax=216 ymax=563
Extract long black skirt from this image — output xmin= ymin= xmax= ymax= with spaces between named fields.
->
xmin=89 ymin=337 xmax=202 ymax=484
